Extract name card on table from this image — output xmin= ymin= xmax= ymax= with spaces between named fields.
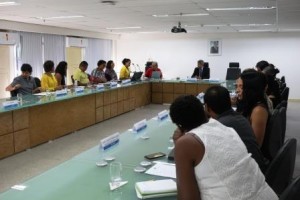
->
xmin=110 ymin=81 xmax=118 ymax=88
xmin=2 ymin=100 xmax=19 ymax=109
xmin=158 ymin=110 xmax=169 ymax=121
xmin=121 ymin=79 xmax=131 ymax=85
xmin=99 ymin=132 xmax=120 ymax=151
xmin=186 ymin=77 xmax=197 ymax=82
xmin=133 ymin=119 xmax=147 ymax=132
xmin=55 ymin=89 xmax=67 ymax=97
xmin=75 ymin=86 xmax=85 ymax=94
xmin=96 ymin=84 xmax=104 ymax=91
xmin=196 ymin=92 xmax=205 ymax=104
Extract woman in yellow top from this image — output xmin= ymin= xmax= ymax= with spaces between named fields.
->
xmin=41 ymin=60 xmax=62 ymax=91
xmin=119 ymin=58 xmax=131 ymax=80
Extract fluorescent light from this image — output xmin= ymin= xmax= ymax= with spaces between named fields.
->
xmin=152 ymin=13 xmax=208 ymax=17
xmin=152 ymin=14 xmax=169 ymax=18
xmin=230 ymin=24 xmax=274 ymax=27
xmin=106 ymin=26 xmax=141 ymax=30
xmin=238 ymin=29 xmax=275 ymax=32
xmin=185 ymin=24 xmax=227 ymax=28
xmin=36 ymin=16 xmax=84 ymax=20
xmin=279 ymin=29 xmax=300 ymax=32
xmin=206 ymin=6 xmax=276 ymax=11
xmin=0 ymin=1 xmax=20 ymax=6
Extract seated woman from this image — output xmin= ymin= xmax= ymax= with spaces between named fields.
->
xmin=90 ymin=60 xmax=107 ymax=84
xmin=105 ymin=60 xmax=118 ymax=81
xmin=145 ymin=61 xmax=162 ymax=79
xmin=41 ymin=60 xmax=62 ymax=91
xmin=55 ymin=61 xmax=68 ymax=87
xmin=169 ymin=95 xmax=278 ymax=200
xmin=119 ymin=58 xmax=131 ymax=80
xmin=236 ymin=71 xmax=270 ymax=147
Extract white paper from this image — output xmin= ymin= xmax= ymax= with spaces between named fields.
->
xmin=136 ymin=179 xmax=176 ymax=194
xmin=109 ymin=181 xmax=128 ymax=190
xmin=145 ymin=162 xmax=176 ymax=179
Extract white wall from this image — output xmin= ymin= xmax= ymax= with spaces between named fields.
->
xmin=116 ymin=32 xmax=300 ymax=99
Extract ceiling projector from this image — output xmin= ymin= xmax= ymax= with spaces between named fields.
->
xmin=171 ymin=22 xmax=187 ymax=33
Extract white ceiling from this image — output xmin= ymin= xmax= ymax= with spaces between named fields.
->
xmin=0 ymin=0 xmax=300 ymax=34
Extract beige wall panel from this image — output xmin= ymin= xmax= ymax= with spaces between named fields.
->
xmin=152 ymin=93 xmax=163 ymax=104
xmin=123 ymin=88 xmax=129 ymax=99
xmin=163 ymin=94 xmax=174 ymax=104
xmin=0 ymin=112 xmax=13 ymax=136
xmin=103 ymin=91 xmax=111 ymax=105
xmin=66 ymin=47 xmax=83 ymax=85
xmin=117 ymin=101 xmax=124 ymax=115
xmin=14 ymin=129 xmax=30 ymax=153
xmin=110 ymin=103 xmax=118 ymax=117
xmin=103 ymin=105 xmax=111 ymax=120
xmin=185 ymin=84 xmax=198 ymax=95
xmin=129 ymin=98 xmax=135 ymax=111
xmin=118 ymin=88 xmax=124 ymax=102
xmin=123 ymin=99 xmax=130 ymax=113
xmin=111 ymin=90 xmax=118 ymax=103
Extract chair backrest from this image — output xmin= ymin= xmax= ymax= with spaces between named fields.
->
xmin=264 ymin=138 xmax=297 ymax=195
xmin=71 ymin=75 xmax=75 ymax=84
xmin=281 ymin=87 xmax=289 ymax=102
xmin=261 ymin=109 xmax=283 ymax=160
xmin=281 ymin=76 xmax=286 ymax=84
xmin=279 ymin=107 xmax=287 ymax=143
xmin=229 ymin=62 xmax=239 ymax=68
xmin=225 ymin=68 xmax=241 ymax=80
xmin=34 ymin=77 xmax=41 ymax=87
xmin=204 ymin=62 xmax=209 ymax=68
xmin=279 ymin=176 xmax=300 ymax=200
xmin=275 ymin=100 xmax=287 ymax=110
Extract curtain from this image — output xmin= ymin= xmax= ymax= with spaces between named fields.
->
xmin=43 ymin=34 xmax=65 ymax=66
xmin=84 ymin=38 xmax=112 ymax=74
xmin=20 ymin=32 xmax=43 ymax=77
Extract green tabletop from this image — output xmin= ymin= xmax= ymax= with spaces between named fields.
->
xmin=0 ymin=117 xmax=177 ymax=200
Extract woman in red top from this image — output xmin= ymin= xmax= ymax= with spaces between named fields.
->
xmin=145 ymin=61 xmax=162 ymax=79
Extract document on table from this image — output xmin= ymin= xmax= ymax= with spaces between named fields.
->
xmin=145 ymin=161 xmax=176 ymax=179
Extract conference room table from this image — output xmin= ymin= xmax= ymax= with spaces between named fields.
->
xmin=0 ymin=115 xmax=178 ymax=200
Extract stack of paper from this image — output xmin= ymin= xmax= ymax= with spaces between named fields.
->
xmin=145 ymin=161 xmax=176 ymax=179
xmin=135 ymin=179 xmax=177 ymax=199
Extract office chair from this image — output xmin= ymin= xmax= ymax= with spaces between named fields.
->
xmin=229 ymin=62 xmax=240 ymax=68
xmin=279 ymin=176 xmax=300 ymax=200
xmin=34 ymin=77 xmax=41 ymax=87
xmin=204 ymin=62 xmax=209 ymax=68
xmin=281 ymin=87 xmax=289 ymax=102
xmin=261 ymin=109 xmax=283 ymax=160
xmin=281 ymin=76 xmax=286 ymax=84
xmin=264 ymin=138 xmax=297 ymax=195
xmin=71 ymin=75 xmax=75 ymax=84
xmin=225 ymin=68 xmax=241 ymax=80
xmin=279 ymin=107 xmax=287 ymax=143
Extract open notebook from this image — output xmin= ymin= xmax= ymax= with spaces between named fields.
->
xmin=135 ymin=179 xmax=177 ymax=199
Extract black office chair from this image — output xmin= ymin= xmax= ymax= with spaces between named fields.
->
xmin=281 ymin=87 xmax=289 ymax=102
xmin=71 ymin=75 xmax=75 ymax=85
xmin=264 ymin=138 xmax=297 ymax=195
xmin=279 ymin=176 xmax=300 ymax=200
xmin=261 ymin=109 xmax=283 ymax=160
xmin=279 ymin=107 xmax=287 ymax=143
xmin=229 ymin=62 xmax=239 ymax=68
xmin=225 ymin=67 xmax=241 ymax=80
xmin=275 ymin=100 xmax=287 ymax=110
xmin=34 ymin=77 xmax=41 ymax=87
xmin=204 ymin=62 xmax=209 ymax=68
xmin=281 ymin=76 xmax=286 ymax=84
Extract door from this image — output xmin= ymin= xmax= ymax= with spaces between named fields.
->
xmin=0 ymin=45 xmax=15 ymax=98
xmin=66 ymin=47 xmax=83 ymax=85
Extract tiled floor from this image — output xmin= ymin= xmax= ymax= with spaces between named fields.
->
xmin=0 ymin=102 xmax=299 ymax=193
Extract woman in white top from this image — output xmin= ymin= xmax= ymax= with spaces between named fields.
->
xmin=169 ymin=95 xmax=278 ymax=200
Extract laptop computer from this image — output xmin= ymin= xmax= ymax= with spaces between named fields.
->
xmin=151 ymin=71 xmax=161 ymax=79
xmin=131 ymin=72 xmax=143 ymax=82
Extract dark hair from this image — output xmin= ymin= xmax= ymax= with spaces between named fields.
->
xmin=170 ymin=95 xmax=208 ymax=132
xmin=262 ymin=64 xmax=280 ymax=77
xmin=43 ymin=60 xmax=54 ymax=73
xmin=256 ymin=60 xmax=269 ymax=71
xmin=21 ymin=63 xmax=32 ymax=73
xmin=198 ymin=60 xmax=204 ymax=65
xmin=240 ymin=71 xmax=268 ymax=117
xmin=204 ymin=86 xmax=232 ymax=115
xmin=106 ymin=60 xmax=114 ymax=69
xmin=79 ymin=61 xmax=88 ymax=68
xmin=55 ymin=61 xmax=67 ymax=77
xmin=97 ymin=60 xmax=106 ymax=67
xmin=122 ymin=58 xmax=131 ymax=65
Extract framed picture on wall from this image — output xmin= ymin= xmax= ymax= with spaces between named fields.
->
xmin=208 ymin=39 xmax=222 ymax=56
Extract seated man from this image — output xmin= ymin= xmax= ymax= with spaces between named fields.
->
xmin=145 ymin=61 xmax=162 ymax=79
xmin=90 ymin=60 xmax=107 ymax=84
xmin=191 ymin=60 xmax=209 ymax=79
xmin=6 ymin=63 xmax=40 ymax=95
xmin=204 ymin=85 xmax=268 ymax=173
xmin=73 ymin=61 xmax=90 ymax=86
